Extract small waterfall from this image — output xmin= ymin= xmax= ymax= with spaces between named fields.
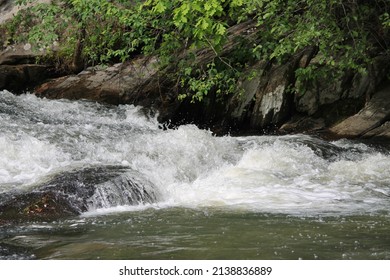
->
xmin=3 ymin=91 xmax=390 ymax=261
xmin=1 ymin=90 xmax=390 ymax=217
xmin=87 ymin=169 xmax=160 ymax=210
xmin=0 ymin=165 xmax=160 ymax=221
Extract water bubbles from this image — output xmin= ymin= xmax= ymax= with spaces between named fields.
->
xmin=2 ymin=91 xmax=390 ymax=217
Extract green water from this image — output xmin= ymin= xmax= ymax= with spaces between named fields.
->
xmin=2 ymin=208 xmax=390 ymax=260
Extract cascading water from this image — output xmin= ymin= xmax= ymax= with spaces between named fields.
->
xmin=1 ymin=89 xmax=390 ymax=260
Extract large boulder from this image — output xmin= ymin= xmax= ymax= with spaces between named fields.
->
xmin=35 ymin=57 xmax=162 ymax=105
xmin=330 ymin=83 xmax=390 ymax=138
xmin=0 ymin=165 xmax=159 ymax=223
xmin=34 ymin=56 xmax=183 ymax=123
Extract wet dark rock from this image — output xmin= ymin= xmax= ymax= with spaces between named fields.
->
xmin=0 ymin=166 xmax=159 ymax=223
xmin=0 ymin=45 xmax=58 ymax=93
xmin=221 ymin=49 xmax=390 ymax=138
xmin=330 ymin=83 xmax=390 ymax=138
xmin=292 ymin=135 xmax=369 ymax=162
xmin=294 ymin=55 xmax=390 ymax=130
xmin=279 ymin=116 xmax=326 ymax=134
xmin=0 ymin=64 xmax=51 ymax=93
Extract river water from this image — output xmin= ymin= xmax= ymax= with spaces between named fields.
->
xmin=1 ymin=90 xmax=390 ymax=260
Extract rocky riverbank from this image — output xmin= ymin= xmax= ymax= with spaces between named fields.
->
xmin=1 ymin=0 xmax=390 ymax=140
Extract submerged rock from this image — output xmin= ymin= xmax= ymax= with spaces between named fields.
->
xmin=0 ymin=166 xmax=159 ymax=222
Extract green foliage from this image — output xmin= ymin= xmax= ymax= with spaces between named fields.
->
xmin=2 ymin=0 xmax=153 ymax=65
xmin=179 ymin=61 xmax=240 ymax=102
xmin=145 ymin=0 xmax=229 ymax=49
xmin=1 ymin=0 xmax=389 ymax=101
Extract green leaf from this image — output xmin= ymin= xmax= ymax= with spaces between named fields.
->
xmin=214 ymin=22 xmax=226 ymax=36
xmin=152 ymin=1 xmax=166 ymax=13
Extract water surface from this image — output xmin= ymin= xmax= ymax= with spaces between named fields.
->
xmin=1 ymin=90 xmax=390 ymax=259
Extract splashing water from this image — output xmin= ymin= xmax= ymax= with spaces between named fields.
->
xmin=1 ymin=90 xmax=390 ymax=217
xmin=2 ymin=90 xmax=390 ymax=260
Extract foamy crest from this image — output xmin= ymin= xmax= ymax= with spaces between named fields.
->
xmin=1 ymin=90 xmax=390 ymax=216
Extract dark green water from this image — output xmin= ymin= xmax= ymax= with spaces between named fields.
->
xmin=2 ymin=208 xmax=390 ymax=260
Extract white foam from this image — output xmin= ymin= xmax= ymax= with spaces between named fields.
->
xmin=164 ymin=138 xmax=390 ymax=215
xmin=0 ymin=133 xmax=70 ymax=188
xmin=2 ymin=91 xmax=390 ymax=216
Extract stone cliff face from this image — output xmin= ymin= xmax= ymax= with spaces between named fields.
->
xmin=225 ymin=52 xmax=390 ymax=138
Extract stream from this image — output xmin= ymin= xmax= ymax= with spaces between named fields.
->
xmin=1 ymin=90 xmax=390 ymax=259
